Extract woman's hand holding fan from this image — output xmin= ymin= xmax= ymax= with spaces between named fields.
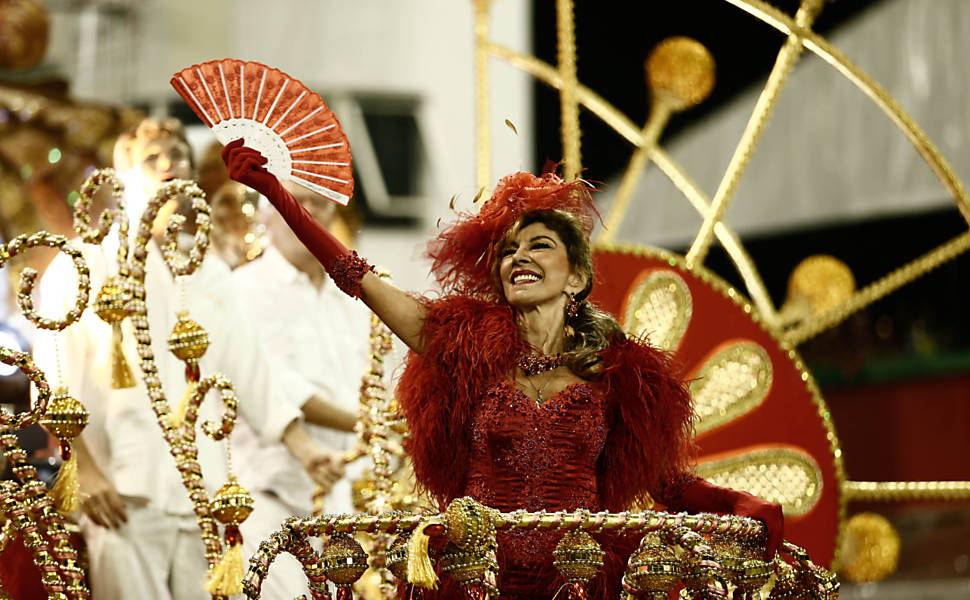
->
xmin=171 ymin=59 xmax=354 ymax=205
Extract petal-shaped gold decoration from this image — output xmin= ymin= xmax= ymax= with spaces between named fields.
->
xmin=622 ymin=269 xmax=692 ymax=352
xmin=691 ymin=341 xmax=772 ymax=436
xmin=695 ymin=447 xmax=823 ymax=517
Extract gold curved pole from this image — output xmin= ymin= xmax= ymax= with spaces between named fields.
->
xmin=556 ymin=0 xmax=582 ymax=180
xmin=488 ymin=42 xmax=641 ymax=143
xmin=843 ymin=480 xmax=970 ymax=502
xmin=600 ymin=104 xmax=673 ymax=242
xmin=686 ymin=0 xmax=826 ymax=268
xmin=784 ymin=230 xmax=970 ymax=346
xmin=648 ymin=147 xmax=781 ymax=328
xmin=723 ymin=0 xmax=970 ymax=224
xmin=487 ymin=43 xmax=782 ymax=327
xmin=473 ymin=0 xmax=492 ymax=194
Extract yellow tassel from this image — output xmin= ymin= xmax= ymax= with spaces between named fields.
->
xmin=110 ymin=323 xmax=136 ymax=389
xmin=170 ymin=381 xmax=195 ymax=427
xmin=51 ymin=453 xmax=80 ymax=513
xmin=407 ymin=519 xmax=440 ymax=589
xmin=205 ymin=542 xmax=243 ymax=596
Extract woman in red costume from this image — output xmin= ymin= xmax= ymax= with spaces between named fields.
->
xmin=222 ymin=140 xmax=782 ymax=600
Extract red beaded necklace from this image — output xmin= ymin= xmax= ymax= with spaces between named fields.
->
xmin=516 ymin=351 xmax=564 ymax=376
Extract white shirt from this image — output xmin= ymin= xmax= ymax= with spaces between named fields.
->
xmin=34 ymin=236 xmax=302 ymax=515
xmin=232 ymin=246 xmax=373 ymax=514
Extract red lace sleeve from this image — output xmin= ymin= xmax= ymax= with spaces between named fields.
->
xmin=596 ymin=335 xmax=696 ymax=511
xmin=397 ymin=296 xmax=521 ymax=506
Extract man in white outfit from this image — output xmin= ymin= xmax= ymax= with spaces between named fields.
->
xmin=230 ymin=181 xmax=375 ymax=597
xmin=34 ymin=119 xmax=355 ymax=599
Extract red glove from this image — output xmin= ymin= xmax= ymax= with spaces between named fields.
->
xmin=669 ymin=477 xmax=784 ymax=560
xmin=221 ymin=139 xmax=373 ymax=296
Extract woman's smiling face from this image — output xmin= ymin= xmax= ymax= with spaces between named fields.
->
xmin=498 ymin=221 xmax=583 ymax=308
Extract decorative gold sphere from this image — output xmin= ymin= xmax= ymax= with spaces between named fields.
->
xmin=445 ymin=496 xmax=490 ymax=549
xmin=385 ymin=534 xmax=410 ymax=582
xmin=209 ymin=477 xmax=254 ymax=526
xmin=785 ymin=255 xmax=856 ymax=318
xmin=552 ymin=531 xmax=605 ymax=583
xmin=321 ymin=533 xmax=369 ymax=585
xmin=39 ymin=387 xmax=89 ymax=441
xmin=93 ymin=277 xmax=129 ymax=324
xmin=768 ymin=561 xmax=807 ymax=599
xmin=626 ymin=533 xmax=681 ymax=595
xmin=439 ymin=544 xmax=489 ymax=584
xmin=645 ymin=37 xmax=716 ymax=111
xmin=168 ymin=312 xmax=210 ymax=362
xmin=735 ymin=558 xmax=773 ymax=594
xmin=839 ymin=512 xmax=900 ymax=583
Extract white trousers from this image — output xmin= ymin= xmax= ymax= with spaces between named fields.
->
xmin=81 ymin=493 xmax=310 ymax=599
xmin=82 ymin=499 xmax=209 ymax=600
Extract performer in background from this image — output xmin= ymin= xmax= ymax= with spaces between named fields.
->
xmin=223 ymin=139 xmax=783 ymax=600
xmin=228 ymin=181 xmax=374 ymax=597
xmin=33 ymin=120 xmax=354 ymax=600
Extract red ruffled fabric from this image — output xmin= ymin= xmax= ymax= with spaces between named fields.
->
xmin=426 ymin=171 xmax=599 ymax=299
xmin=397 ymin=296 xmax=695 ymax=599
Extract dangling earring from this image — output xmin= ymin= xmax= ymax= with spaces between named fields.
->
xmin=564 ymin=292 xmax=581 ymax=339
xmin=565 ymin=292 xmax=582 ymax=319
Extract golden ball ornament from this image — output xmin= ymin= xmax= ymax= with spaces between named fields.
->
xmin=552 ymin=531 xmax=605 ymax=583
xmin=735 ymin=558 xmax=773 ymax=595
xmin=625 ymin=533 xmax=681 ymax=597
xmin=209 ymin=477 xmax=254 ymax=526
xmin=839 ymin=512 xmax=900 ymax=583
xmin=785 ymin=254 xmax=856 ymax=318
xmin=767 ymin=561 xmax=806 ymax=600
xmin=321 ymin=533 xmax=369 ymax=585
xmin=645 ymin=37 xmax=716 ymax=111
xmin=168 ymin=312 xmax=210 ymax=362
xmin=439 ymin=544 xmax=489 ymax=584
xmin=385 ymin=533 xmax=410 ymax=582
xmin=93 ymin=277 xmax=129 ymax=324
xmin=39 ymin=387 xmax=89 ymax=443
xmin=445 ymin=496 xmax=491 ymax=549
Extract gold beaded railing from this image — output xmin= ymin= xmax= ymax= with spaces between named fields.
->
xmin=243 ymin=497 xmax=837 ymax=600
xmin=0 ymin=233 xmax=92 ymax=599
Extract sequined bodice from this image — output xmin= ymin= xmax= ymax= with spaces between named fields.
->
xmin=465 ymin=380 xmax=608 ymax=511
xmin=460 ymin=380 xmax=610 ymax=598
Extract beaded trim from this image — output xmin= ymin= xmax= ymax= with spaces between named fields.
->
xmin=330 ymin=251 xmax=375 ymax=299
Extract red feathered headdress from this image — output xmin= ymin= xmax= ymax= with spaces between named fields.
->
xmin=427 ymin=170 xmax=599 ymax=298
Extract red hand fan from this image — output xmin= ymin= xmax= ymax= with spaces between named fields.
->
xmin=171 ymin=59 xmax=354 ymax=205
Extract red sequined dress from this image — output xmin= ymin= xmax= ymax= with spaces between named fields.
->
xmin=399 ymin=296 xmax=696 ymax=600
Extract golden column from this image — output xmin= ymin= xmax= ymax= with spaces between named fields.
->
xmin=556 ymin=0 xmax=582 ymax=180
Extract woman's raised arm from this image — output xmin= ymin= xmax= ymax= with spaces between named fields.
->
xmin=222 ymin=140 xmax=427 ymax=352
